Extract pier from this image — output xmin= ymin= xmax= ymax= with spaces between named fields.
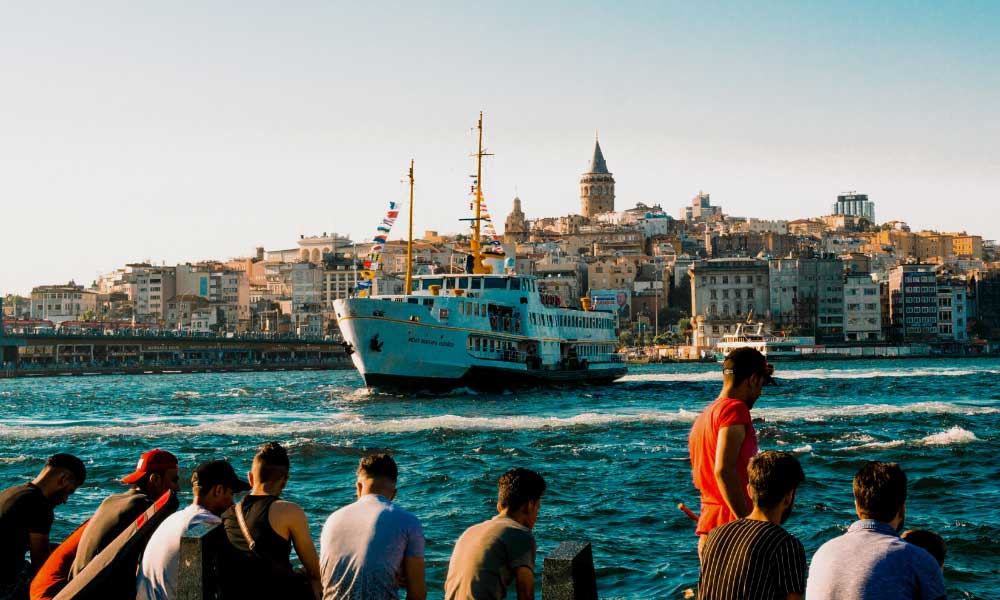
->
xmin=0 ymin=330 xmax=352 ymax=379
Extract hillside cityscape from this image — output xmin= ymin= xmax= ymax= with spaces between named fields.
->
xmin=4 ymin=138 xmax=998 ymax=353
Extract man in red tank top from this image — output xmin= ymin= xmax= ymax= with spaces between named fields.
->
xmin=688 ymin=347 xmax=776 ymax=560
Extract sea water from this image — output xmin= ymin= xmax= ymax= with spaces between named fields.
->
xmin=1 ymin=358 xmax=997 ymax=598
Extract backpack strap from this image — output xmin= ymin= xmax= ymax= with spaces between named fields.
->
xmin=234 ymin=498 xmax=257 ymax=552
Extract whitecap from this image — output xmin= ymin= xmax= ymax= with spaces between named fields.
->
xmin=171 ymin=391 xmax=202 ymax=399
xmin=839 ymin=426 xmax=980 ymax=451
xmin=792 ymin=444 xmax=814 ymax=453
xmin=919 ymin=426 xmax=979 ymax=446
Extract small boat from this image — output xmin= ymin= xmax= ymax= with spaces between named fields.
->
xmin=714 ymin=322 xmax=812 ymax=361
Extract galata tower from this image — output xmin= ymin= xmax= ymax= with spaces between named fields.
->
xmin=580 ymin=138 xmax=615 ymax=218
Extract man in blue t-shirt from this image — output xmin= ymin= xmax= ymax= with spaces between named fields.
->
xmin=319 ymin=453 xmax=426 ymax=600
xmin=807 ymin=461 xmax=946 ymax=600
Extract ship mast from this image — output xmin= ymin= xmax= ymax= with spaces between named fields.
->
xmin=471 ymin=111 xmax=493 ymax=274
xmin=404 ymin=159 xmax=415 ymax=294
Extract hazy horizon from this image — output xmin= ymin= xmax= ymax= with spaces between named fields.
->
xmin=2 ymin=2 xmax=998 ymax=295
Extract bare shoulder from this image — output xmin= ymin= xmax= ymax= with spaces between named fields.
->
xmin=269 ymin=499 xmax=308 ymax=528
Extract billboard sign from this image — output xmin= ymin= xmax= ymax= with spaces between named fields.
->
xmin=590 ymin=289 xmax=630 ymax=323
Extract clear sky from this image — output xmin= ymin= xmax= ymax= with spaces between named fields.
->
xmin=2 ymin=1 xmax=998 ymax=295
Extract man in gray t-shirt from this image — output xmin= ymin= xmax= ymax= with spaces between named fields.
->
xmin=445 ymin=468 xmax=546 ymax=600
xmin=319 ymin=453 xmax=425 ymax=600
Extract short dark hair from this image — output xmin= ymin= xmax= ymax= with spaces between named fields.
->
xmin=358 ymin=453 xmax=398 ymax=482
xmin=748 ymin=451 xmax=805 ymax=509
xmin=497 ymin=468 xmax=546 ymax=513
xmin=47 ymin=453 xmax=86 ymax=485
xmin=723 ymin=347 xmax=768 ymax=386
xmin=901 ymin=529 xmax=946 ymax=567
xmin=254 ymin=442 xmax=290 ymax=483
xmin=853 ymin=461 xmax=907 ymax=522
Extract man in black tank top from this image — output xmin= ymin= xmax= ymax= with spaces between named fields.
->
xmin=221 ymin=442 xmax=321 ymax=600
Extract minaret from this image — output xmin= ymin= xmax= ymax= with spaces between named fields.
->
xmin=504 ymin=195 xmax=527 ymax=243
xmin=580 ymin=137 xmax=615 ymax=218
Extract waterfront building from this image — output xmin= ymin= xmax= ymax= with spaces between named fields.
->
xmin=680 ymin=191 xmax=721 ymax=223
xmin=2 ymin=295 xmax=30 ymax=320
xmin=832 ymin=192 xmax=875 ymax=221
xmin=126 ymin=264 xmax=176 ymax=322
xmin=937 ymin=279 xmax=968 ymax=342
xmin=689 ymin=258 xmax=770 ymax=347
xmin=175 ymin=264 xmax=250 ymax=332
xmin=503 ymin=196 xmax=528 ymax=243
xmin=888 ymin=264 xmax=939 ymax=341
xmin=290 ymin=262 xmax=323 ymax=333
xmin=768 ymin=256 xmax=845 ymax=340
xmin=29 ymin=282 xmax=98 ymax=325
xmin=843 ymin=273 xmax=882 ymax=342
xmin=165 ymin=295 xmax=211 ymax=331
xmin=580 ymin=138 xmax=615 ymax=218
xmin=969 ymin=269 xmax=1000 ymax=339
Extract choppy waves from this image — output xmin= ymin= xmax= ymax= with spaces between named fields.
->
xmin=621 ymin=366 xmax=1000 ymax=383
xmin=1 ymin=401 xmax=994 ymax=440
xmin=839 ymin=426 xmax=981 ymax=451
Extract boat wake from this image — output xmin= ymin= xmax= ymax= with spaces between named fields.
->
xmin=621 ymin=367 xmax=1000 ymax=383
xmin=0 ymin=402 xmax=994 ymax=439
xmin=839 ymin=426 xmax=981 ymax=451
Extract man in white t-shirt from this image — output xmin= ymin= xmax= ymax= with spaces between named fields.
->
xmin=136 ymin=460 xmax=250 ymax=600
xmin=319 ymin=453 xmax=426 ymax=600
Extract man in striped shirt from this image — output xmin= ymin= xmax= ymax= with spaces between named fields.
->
xmin=698 ymin=451 xmax=806 ymax=600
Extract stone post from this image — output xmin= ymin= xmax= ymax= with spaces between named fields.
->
xmin=542 ymin=540 xmax=598 ymax=600
xmin=177 ymin=521 xmax=221 ymax=600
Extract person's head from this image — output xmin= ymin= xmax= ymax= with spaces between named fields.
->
xmin=249 ymin=442 xmax=290 ymax=494
xmin=191 ymin=460 xmax=250 ymax=516
xmin=497 ymin=468 xmax=546 ymax=529
xmin=35 ymin=453 xmax=87 ymax=506
xmin=721 ymin=347 xmax=776 ymax=407
xmin=901 ymin=529 xmax=946 ymax=570
xmin=121 ymin=449 xmax=180 ymax=499
xmin=853 ymin=461 xmax=907 ymax=530
xmin=747 ymin=451 xmax=805 ymax=524
xmin=356 ymin=453 xmax=398 ymax=500
xmin=616 ymin=292 xmax=627 ymax=306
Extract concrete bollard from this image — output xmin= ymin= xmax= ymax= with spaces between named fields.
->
xmin=542 ymin=540 xmax=598 ymax=600
xmin=177 ymin=521 xmax=222 ymax=600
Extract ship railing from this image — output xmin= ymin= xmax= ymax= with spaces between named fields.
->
xmin=468 ymin=348 xmax=528 ymax=363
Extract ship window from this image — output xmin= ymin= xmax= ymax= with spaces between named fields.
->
xmin=458 ymin=277 xmax=470 ymax=288
xmin=422 ymin=278 xmax=443 ymax=290
xmin=459 ymin=301 xmax=465 ymax=314
xmin=485 ymin=278 xmax=506 ymax=289
xmin=470 ymin=278 xmax=482 ymax=289
xmin=510 ymin=279 xmax=521 ymax=290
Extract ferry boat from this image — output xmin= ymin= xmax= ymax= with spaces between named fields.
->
xmin=333 ymin=113 xmax=626 ymax=391
xmin=713 ymin=322 xmax=812 ymax=361
xmin=334 ymin=273 xmax=626 ymax=390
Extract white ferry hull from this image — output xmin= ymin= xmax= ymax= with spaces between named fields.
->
xmin=335 ymin=295 xmax=626 ymax=392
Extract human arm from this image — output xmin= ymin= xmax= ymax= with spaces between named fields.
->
xmin=402 ymin=556 xmax=426 ymax=600
xmin=273 ymin=502 xmax=322 ymax=599
xmin=713 ymin=425 xmax=750 ymax=518
xmin=515 ymin=566 xmax=534 ymax=600
xmin=28 ymin=532 xmax=51 ymax=572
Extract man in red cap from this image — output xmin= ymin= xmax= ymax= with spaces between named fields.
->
xmin=688 ymin=347 xmax=776 ymax=561
xmin=69 ymin=449 xmax=180 ymax=579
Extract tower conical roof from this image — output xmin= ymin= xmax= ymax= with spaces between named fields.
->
xmin=588 ymin=139 xmax=609 ymax=174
